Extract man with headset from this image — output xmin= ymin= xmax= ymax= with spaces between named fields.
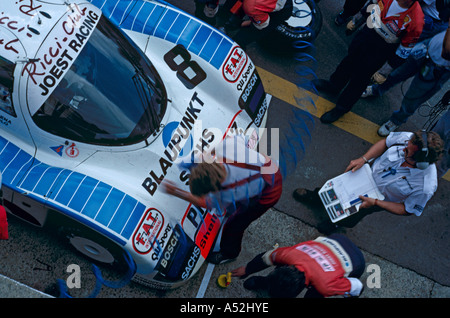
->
xmin=293 ymin=130 xmax=444 ymax=232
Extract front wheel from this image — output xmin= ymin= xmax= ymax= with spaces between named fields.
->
xmin=69 ymin=236 xmax=116 ymax=264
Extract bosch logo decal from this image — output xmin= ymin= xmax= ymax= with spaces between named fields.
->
xmin=159 ymin=228 xmax=181 ymax=271
xmin=240 ymin=72 xmax=258 ymax=104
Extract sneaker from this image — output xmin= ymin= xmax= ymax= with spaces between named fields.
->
xmin=335 ymin=11 xmax=350 ymax=26
xmin=377 ymin=120 xmax=399 ymax=137
xmin=293 ymin=188 xmax=320 ymax=205
xmin=320 ymin=107 xmax=346 ymax=124
xmin=361 ymin=85 xmax=374 ymax=98
xmin=206 ymin=251 xmax=236 ymax=265
xmin=372 ymin=71 xmax=387 ymax=84
xmin=317 ymin=221 xmax=340 ymax=235
xmin=345 ymin=15 xmax=365 ymax=36
xmin=345 ymin=19 xmax=356 ymax=33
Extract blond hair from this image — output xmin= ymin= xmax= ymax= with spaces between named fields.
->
xmin=189 ymin=162 xmax=226 ymax=196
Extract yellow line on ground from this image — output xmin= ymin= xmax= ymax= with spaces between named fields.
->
xmin=256 ymin=66 xmax=450 ymax=181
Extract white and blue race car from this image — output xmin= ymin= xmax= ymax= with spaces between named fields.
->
xmin=0 ymin=0 xmax=271 ymax=289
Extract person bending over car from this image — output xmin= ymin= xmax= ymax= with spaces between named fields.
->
xmin=162 ymin=135 xmax=282 ymax=264
xmin=231 ymin=233 xmax=365 ymax=298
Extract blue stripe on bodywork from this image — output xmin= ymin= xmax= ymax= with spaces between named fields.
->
xmin=0 ymin=136 xmax=144 ymax=246
xmin=87 ymin=0 xmax=233 ymax=69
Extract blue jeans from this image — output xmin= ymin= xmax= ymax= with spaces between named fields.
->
xmin=390 ymin=62 xmax=450 ymax=125
xmin=420 ymin=15 xmax=448 ymax=42
xmin=371 ymin=16 xmax=448 ymax=97
xmin=372 ymin=56 xmax=424 ymax=96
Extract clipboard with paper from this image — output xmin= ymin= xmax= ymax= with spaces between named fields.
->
xmin=318 ymin=164 xmax=385 ymax=223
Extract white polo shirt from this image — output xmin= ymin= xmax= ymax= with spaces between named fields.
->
xmin=371 ymin=132 xmax=438 ymax=216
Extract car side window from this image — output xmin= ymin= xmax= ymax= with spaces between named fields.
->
xmin=0 ymin=57 xmax=16 ymax=117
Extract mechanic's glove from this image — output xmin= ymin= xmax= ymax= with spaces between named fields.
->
xmin=371 ymin=62 xmax=393 ymax=84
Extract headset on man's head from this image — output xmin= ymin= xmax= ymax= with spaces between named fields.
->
xmin=414 ymin=129 xmax=430 ymax=170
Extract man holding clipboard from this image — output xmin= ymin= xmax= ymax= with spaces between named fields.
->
xmin=293 ymin=130 xmax=444 ymax=233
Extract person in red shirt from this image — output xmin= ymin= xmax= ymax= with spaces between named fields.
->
xmin=232 ymin=233 xmax=365 ymax=298
xmin=224 ymin=0 xmax=293 ymax=48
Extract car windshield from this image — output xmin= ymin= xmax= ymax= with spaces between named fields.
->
xmin=32 ymin=16 xmax=167 ymax=146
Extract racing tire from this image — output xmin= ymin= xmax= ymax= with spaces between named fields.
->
xmin=275 ymin=0 xmax=323 ymax=44
xmin=69 ymin=236 xmax=116 ymax=264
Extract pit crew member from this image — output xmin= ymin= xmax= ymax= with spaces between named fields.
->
xmin=232 ymin=234 xmax=365 ymax=298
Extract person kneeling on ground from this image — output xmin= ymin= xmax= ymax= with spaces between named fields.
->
xmin=232 ymin=233 xmax=365 ymax=298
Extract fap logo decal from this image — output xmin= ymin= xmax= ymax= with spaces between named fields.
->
xmin=133 ymin=208 xmax=164 ymax=254
xmin=222 ymin=46 xmax=247 ymax=83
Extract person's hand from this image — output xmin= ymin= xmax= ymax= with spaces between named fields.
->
xmin=345 ymin=157 xmax=366 ymax=172
xmin=231 ymin=266 xmax=247 ymax=278
xmin=161 ymin=180 xmax=178 ymax=196
xmin=241 ymin=20 xmax=251 ymax=27
xmin=359 ymin=195 xmax=377 ymax=209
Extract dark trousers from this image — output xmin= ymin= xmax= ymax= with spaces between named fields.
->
xmin=329 ymin=26 xmax=398 ymax=112
xmin=342 ymin=0 xmax=369 ymax=17
xmin=328 ymin=233 xmax=365 ymax=277
xmin=220 ymin=170 xmax=283 ymax=258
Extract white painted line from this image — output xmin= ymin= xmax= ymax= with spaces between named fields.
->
xmin=195 ymin=263 xmax=215 ymax=298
